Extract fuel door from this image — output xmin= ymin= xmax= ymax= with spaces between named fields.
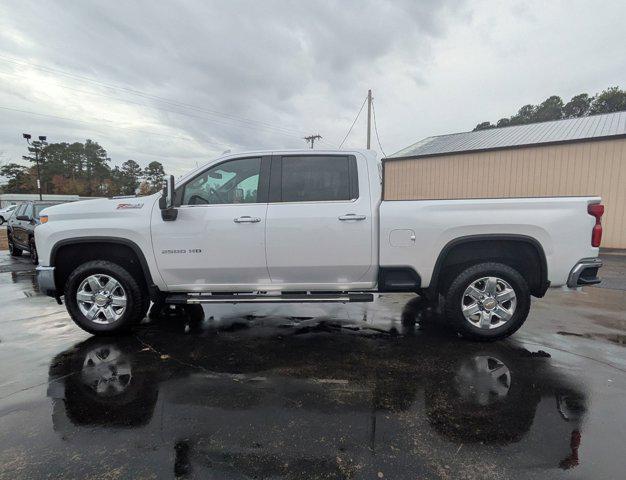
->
xmin=389 ymin=229 xmax=416 ymax=247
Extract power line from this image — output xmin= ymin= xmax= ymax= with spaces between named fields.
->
xmin=366 ymin=89 xmax=372 ymax=149
xmin=0 ymin=55 xmax=305 ymax=135
xmin=0 ymin=68 xmax=304 ymax=140
xmin=0 ymin=69 xmax=307 ymax=141
xmin=371 ymin=98 xmax=387 ymax=157
xmin=0 ymin=68 xmax=344 ymax=150
xmin=315 ymin=137 xmax=339 ymax=148
xmin=0 ymin=105 xmax=229 ymax=147
xmin=0 ymin=55 xmax=308 ymax=139
xmin=339 ymin=95 xmax=367 ymax=149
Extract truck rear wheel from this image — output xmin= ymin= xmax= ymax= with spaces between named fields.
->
xmin=443 ymin=262 xmax=530 ymax=341
xmin=65 ymin=260 xmax=147 ymax=335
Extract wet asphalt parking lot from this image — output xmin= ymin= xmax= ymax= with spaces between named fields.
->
xmin=0 ymin=252 xmax=625 ymax=480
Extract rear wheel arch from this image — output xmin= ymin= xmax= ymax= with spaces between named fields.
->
xmin=50 ymin=237 xmax=158 ymax=300
xmin=430 ymin=234 xmax=548 ymax=297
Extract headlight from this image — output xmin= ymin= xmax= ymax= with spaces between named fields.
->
xmin=39 ymin=215 xmax=49 ymax=224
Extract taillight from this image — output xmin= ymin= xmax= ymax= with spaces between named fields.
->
xmin=587 ymin=203 xmax=604 ymax=247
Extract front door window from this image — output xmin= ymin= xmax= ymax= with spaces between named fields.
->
xmin=180 ymin=157 xmax=261 ymax=205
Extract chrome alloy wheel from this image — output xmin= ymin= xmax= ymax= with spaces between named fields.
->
xmin=77 ymin=274 xmax=127 ymax=324
xmin=461 ymin=276 xmax=517 ymax=329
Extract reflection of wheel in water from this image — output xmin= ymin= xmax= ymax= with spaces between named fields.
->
xmin=425 ymin=350 xmax=539 ymax=444
xmin=80 ymin=345 xmax=132 ymax=397
xmin=61 ymin=338 xmax=159 ymax=427
xmin=454 ymin=355 xmax=511 ymax=406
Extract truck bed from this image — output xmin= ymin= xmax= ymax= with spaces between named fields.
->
xmin=379 ymin=196 xmax=600 ymax=288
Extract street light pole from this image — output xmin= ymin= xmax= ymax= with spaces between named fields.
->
xmin=22 ymin=133 xmax=47 ymax=201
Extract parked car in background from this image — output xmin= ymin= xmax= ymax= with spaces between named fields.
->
xmin=0 ymin=204 xmax=18 ymax=225
xmin=7 ymin=201 xmax=64 ymax=264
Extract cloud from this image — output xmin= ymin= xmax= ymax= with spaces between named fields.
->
xmin=0 ymin=0 xmax=624 ymax=176
xmin=0 ymin=0 xmax=468 ymax=174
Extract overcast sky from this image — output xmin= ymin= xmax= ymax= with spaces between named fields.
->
xmin=1 ymin=0 xmax=625 ymax=175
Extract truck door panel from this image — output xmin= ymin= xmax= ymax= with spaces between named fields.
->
xmin=151 ymin=156 xmax=271 ymax=290
xmin=265 ymin=154 xmax=374 ymax=288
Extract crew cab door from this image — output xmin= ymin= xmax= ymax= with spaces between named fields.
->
xmin=151 ymin=156 xmax=271 ymax=290
xmin=265 ymin=154 xmax=374 ymax=289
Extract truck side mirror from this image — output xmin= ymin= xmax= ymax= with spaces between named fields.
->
xmin=160 ymin=175 xmax=178 ymax=221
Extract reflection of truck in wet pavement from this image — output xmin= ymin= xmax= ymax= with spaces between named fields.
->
xmin=47 ymin=304 xmax=587 ymax=477
xmin=35 ymin=149 xmax=604 ymax=340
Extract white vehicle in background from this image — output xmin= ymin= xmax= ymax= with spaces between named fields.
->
xmin=34 ymin=150 xmax=604 ymax=340
xmin=0 ymin=204 xmax=18 ymax=225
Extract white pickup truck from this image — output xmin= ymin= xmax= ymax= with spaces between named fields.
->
xmin=35 ymin=149 xmax=604 ymax=340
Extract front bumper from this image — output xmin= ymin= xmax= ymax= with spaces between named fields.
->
xmin=567 ymin=257 xmax=603 ymax=288
xmin=36 ymin=265 xmax=57 ymax=297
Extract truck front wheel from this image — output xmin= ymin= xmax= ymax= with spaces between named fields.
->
xmin=443 ymin=262 xmax=530 ymax=341
xmin=65 ymin=260 xmax=147 ymax=335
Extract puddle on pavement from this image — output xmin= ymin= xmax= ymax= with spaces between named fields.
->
xmin=2 ymin=290 xmax=625 ymax=478
xmin=27 ymin=303 xmax=591 ymax=479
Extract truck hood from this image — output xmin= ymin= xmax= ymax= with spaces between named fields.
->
xmin=41 ymin=195 xmax=159 ymax=220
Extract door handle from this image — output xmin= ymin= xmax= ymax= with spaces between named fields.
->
xmin=233 ymin=216 xmax=261 ymax=223
xmin=338 ymin=214 xmax=366 ymax=221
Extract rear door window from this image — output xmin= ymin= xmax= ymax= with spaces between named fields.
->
xmin=277 ymin=155 xmax=358 ymax=202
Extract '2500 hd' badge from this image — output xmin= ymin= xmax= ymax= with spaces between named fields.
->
xmin=116 ymin=203 xmax=144 ymax=209
xmin=161 ymin=249 xmax=202 ymax=254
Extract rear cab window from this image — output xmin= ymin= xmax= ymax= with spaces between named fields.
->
xmin=272 ymin=155 xmax=359 ymax=202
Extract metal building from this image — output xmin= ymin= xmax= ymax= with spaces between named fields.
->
xmin=384 ymin=111 xmax=626 ymax=249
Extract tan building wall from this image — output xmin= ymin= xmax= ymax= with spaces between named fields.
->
xmin=384 ymin=137 xmax=626 ymax=249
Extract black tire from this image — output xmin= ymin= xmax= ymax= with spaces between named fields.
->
xmin=65 ymin=260 xmax=147 ymax=335
xmin=29 ymin=238 xmax=38 ymax=265
xmin=443 ymin=262 xmax=530 ymax=341
xmin=8 ymin=234 xmax=22 ymax=257
xmin=0 ymin=216 xmax=5 ymax=225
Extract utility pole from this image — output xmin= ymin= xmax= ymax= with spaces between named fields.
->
xmin=366 ymin=89 xmax=372 ymax=149
xmin=304 ymin=134 xmax=322 ymax=149
xmin=22 ymin=133 xmax=47 ymax=200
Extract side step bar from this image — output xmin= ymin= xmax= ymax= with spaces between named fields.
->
xmin=166 ymin=292 xmax=374 ymax=305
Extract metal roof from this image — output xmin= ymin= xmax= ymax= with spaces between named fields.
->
xmin=389 ymin=111 xmax=626 ymax=159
